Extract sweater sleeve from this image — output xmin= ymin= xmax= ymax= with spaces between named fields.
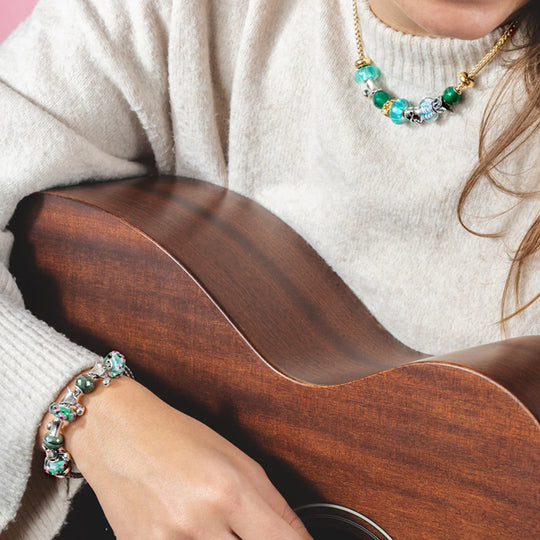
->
xmin=0 ymin=0 xmax=172 ymax=535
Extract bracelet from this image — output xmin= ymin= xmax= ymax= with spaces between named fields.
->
xmin=42 ymin=351 xmax=133 ymax=478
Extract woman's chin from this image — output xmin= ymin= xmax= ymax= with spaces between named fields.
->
xmin=395 ymin=0 xmax=522 ymax=40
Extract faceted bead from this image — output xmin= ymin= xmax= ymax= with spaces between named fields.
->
xmin=103 ymin=351 xmax=126 ymax=378
xmin=373 ymin=90 xmax=390 ymax=109
xmin=354 ymin=64 xmax=380 ymax=83
xmin=43 ymin=433 xmax=64 ymax=450
xmin=49 ymin=402 xmax=75 ymax=422
xmin=443 ymin=86 xmax=462 ymax=105
xmin=389 ymin=98 xmax=410 ymax=124
xmin=418 ymin=97 xmax=438 ymax=123
xmin=75 ymin=373 xmax=95 ymax=394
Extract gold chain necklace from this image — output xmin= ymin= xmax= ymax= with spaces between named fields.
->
xmin=352 ymin=0 xmax=520 ymax=125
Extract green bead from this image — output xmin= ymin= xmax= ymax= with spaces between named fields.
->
xmin=75 ymin=373 xmax=95 ymax=394
xmin=44 ymin=451 xmax=71 ymax=477
xmin=443 ymin=86 xmax=462 ymax=105
xmin=49 ymin=402 xmax=75 ymax=422
xmin=373 ymin=90 xmax=390 ymax=109
xmin=43 ymin=433 xmax=64 ymax=450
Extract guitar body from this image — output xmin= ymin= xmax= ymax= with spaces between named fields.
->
xmin=9 ymin=176 xmax=540 ymax=539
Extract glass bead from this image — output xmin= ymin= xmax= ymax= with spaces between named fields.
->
xmin=103 ymin=351 xmax=126 ymax=378
xmin=354 ymin=64 xmax=380 ymax=83
xmin=75 ymin=373 xmax=95 ymax=394
xmin=44 ymin=450 xmax=71 ymax=477
xmin=443 ymin=86 xmax=462 ymax=105
xmin=389 ymin=98 xmax=410 ymax=124
xmin=49 ymin=402 xmax=75 ymax=422
xmin=43 ymin=433 xmax=64 ymax=450
xmin=418 ymin=97 xmax=438 ymax=122
xmin=373 ymin=90 xmax=390 ymax=109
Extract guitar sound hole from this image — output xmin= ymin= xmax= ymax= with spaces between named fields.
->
xmin=296 ymin=504 xmax=392 ymax=540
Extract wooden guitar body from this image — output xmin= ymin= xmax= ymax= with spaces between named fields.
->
xmin=9 ymin=176 xmax=540 ymax=539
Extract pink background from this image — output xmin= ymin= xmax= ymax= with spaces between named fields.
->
xmin=0 ymin=0 xmax=39 ymax=43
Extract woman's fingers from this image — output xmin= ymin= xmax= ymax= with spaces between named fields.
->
xmin=237 ymin=457 xmax=311 ymax=538
xmin=229 ymin=489 xmax=312 ymax=540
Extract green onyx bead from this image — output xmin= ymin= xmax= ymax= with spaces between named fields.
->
xmin=443 ymin=86 xmax=462 ymax=105
xmin=373 ymin=90 xmax=390 ymax=109
xmin=75 ymin=373 xmax=95 ymax=394
xmin=43 ymin=433 xmax=64 ymax=450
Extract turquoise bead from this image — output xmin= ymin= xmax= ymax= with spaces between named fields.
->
xmin=373 ymin=90 xmax=390 ymax=109
xmin=389 ymin=98 xmax=410 ymax=124
xmin=354 ymin=64 xmax=380 ymax=83
xmin=43 ymin=433 xmax=64 ymax=450
xmin=75 ymin=373 xmax=95 ymax=394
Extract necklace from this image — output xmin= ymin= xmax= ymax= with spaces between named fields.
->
xmin=352 ymin=0 xmax=520 ymax=125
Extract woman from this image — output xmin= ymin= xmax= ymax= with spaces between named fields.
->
xmin=1 ymin=0 xmax=538 ymax=538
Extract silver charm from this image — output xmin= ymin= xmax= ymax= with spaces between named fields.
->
xmin=46 ymin=419 xmax=62 ymax=437
xmin=403 ymin=107 xmax=423 ymax=125
xmin=88 ymin=358 xmax=106 ymax=378
xmin=60 ymin=387 xmax=78 ymax=407
xmin=44 ymin=447 xmax=59 ymax=460
xmin=433 ymin=96 xmax=453 ymax=114
xmin=362 ymin=78 xmax=379 ymax=98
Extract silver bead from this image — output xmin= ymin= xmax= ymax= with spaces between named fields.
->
xmin=75 ymin=403 xmax=85 ymax=416
xmin=403 ymin=107 xmax=423 ymax=125
xmin=362 ymin=78 xmax=379 ymax=98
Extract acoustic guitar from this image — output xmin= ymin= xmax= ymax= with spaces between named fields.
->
xmin=9 ymin=175 xmax=540 ymax=539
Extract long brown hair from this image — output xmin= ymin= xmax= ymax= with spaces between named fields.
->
xmin=457 ymin=0 xmax=540 ymax=328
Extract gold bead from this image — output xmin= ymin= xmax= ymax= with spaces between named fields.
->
xmin=459 ymin=71 xmax=475 ymax=87
xmin=354 ymin=57 xmax=372 ymax=69
xmin=381 ymin=99 xmax=395 ymax=117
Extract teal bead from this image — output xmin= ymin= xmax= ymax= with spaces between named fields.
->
xmin=104 ymin=351 xmax=126 ymax=378
xmin=389 ymin=98 xmax=410 ymax=124
xmin=75 ymin=373 xmax=95 ymax=394
xmin=443 ymin=86 xmax=461 ymax=105
xmin=373 ymin=90 xmax=390 ymax=109
xmin=44 ymin=451 xmax=71 ymax=477
xmin=354 ymin=64 xmax=380 ymax=83
xmin=43 ymin=433 xmax=64 ymax=450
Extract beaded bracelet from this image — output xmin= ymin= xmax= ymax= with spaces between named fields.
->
xmin=42 ymin=351 xmax=133 ymax=478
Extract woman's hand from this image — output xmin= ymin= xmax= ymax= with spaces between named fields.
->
xmin=41 ymin=377 xmax=312 ymax=540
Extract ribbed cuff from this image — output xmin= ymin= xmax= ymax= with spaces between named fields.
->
xmin=0 ymin=294 xmax=100 ymax=534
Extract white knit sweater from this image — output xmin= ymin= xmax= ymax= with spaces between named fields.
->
xmin=0 ymin=0 xmax=538 ymax=537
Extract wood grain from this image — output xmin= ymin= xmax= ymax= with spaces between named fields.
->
xmin=9 ymin=176 xmax=540 ymax=539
